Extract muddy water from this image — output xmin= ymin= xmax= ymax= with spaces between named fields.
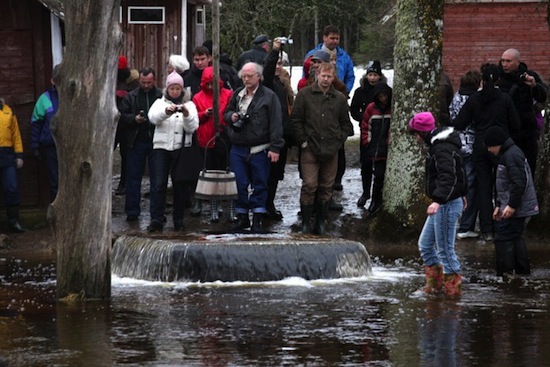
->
xmin=2 ymin=164 xmax=550 ymax=365
xmin=1 ymin=240 xmax=550 ymax=366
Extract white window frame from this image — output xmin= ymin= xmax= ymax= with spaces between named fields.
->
xmin=196 ymin=7 xmax=204 ymax=25
xmin=128 ymin=6 xmax=165 ymax=24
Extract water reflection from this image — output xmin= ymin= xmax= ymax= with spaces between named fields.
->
xmin=2 ymin=249 xmax=550 ymax=366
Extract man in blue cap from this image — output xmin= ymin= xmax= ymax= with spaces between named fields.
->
xmin=235 ymin=34 xmax=271 ymax=71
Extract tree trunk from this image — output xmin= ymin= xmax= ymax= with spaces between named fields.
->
xmin=52 ymin=0 xmax=121 ymax=299
xmin=532 ymin=3 xmax=550 ymax=233
xmin=532 ymin=105 xmax=550 ymax=232
xmin=371 ymin=0 xmax=444 ymax=242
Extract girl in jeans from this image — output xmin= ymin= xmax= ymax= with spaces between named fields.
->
xmin=408 ymin=112 xmax=468 ymax=297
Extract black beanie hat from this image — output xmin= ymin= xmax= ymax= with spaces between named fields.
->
xmin=484 ymin=126 xmax=509 ymax=147
xmin=367 ymin=60 xmax=382 ymax=76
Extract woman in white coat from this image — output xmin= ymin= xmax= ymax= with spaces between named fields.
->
xmin=147 ymin=71 xmax=199 ymax=232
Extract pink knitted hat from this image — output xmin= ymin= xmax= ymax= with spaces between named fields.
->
xmin=166 ymin=71 xmax=184 ymax=88
xmin=408 ymin=112 xmax=436 ymax=132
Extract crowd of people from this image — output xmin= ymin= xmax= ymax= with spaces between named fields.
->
xmin=411 ymin=48 xmax=546 ymax=297
xmin=1 ymin=25 xmax=546 ymax=295
xmin=111 ymin=25 xmax=357 ymax=235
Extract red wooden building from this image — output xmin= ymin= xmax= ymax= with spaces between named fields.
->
xmin=443 ymin=0 xmax=550 ymax=90
xmin=0 ymin=0 xmax=209 ymax=214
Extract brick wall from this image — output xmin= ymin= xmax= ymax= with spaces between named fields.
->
xmin=443 ymin=1 xmax=550 ymax=91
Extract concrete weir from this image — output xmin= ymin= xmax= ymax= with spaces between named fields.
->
xmin=112 ymin=235 xmax=372 ymax=282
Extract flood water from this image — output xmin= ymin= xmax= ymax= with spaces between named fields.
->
xmin=1 ymin=239 xmax=550 ymax=366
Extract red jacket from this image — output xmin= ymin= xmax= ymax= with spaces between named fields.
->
xmin=192 ymin=66 xmax=232 ymax=148
xmin=297 ymin=56 xmax=313 ymax=91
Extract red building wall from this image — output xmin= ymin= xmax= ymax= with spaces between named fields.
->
xmin=443 ymin=1 xmax=550 ymax=91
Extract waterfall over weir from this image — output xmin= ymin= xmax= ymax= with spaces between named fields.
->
xmin=112 ymin=235 xmax=372 ymax=282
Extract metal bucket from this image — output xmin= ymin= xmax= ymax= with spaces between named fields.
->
xmin=195 ymin=169 xmax=238 ymax=200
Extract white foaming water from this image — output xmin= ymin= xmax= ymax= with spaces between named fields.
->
xmin=111 ymin=264 xmax=417 ymax=289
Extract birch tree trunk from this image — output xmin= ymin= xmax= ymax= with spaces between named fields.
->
xmin=371 ymin=0 xmax=444 ymax=241
xmin=52 ymin=0 xmax=121 ymax=299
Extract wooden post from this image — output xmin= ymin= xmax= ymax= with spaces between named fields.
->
xmin=212 ymin=0 xmax=220 ymax=133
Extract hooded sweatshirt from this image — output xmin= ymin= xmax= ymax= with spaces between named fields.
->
xmin=192 ymin=66 xmax=233 ymax=148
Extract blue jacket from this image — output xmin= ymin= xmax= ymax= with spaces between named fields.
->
xmin=31 ymin=86 xmax=58 ymax=149
xmin=305 ymin=44 xmax=355 ymax=92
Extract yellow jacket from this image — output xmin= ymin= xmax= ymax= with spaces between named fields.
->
xmin=0 ymin=103 xmax=24 ymax=156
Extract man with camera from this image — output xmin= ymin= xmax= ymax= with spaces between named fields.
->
xmin=497 ymin=48 xmax=547 ymax=177
xmin=223 ymin=62 xmax=284 ymax=233
xmin=262 ymin=37 xmax=294 ymax=221
xmin=235 ymin=34 xmax=271 ymax=71
xmin=119 ymin=67 xmax=163 ymax=222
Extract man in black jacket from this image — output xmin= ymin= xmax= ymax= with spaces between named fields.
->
xmin=224 ymin=62 xmax=284 ymax=233
xmin=119 ymin=67 xmax=162 ymax=222
xmin=235 ymin=34 xmax=271 ymax=71
xmin=183 ymin=46 xmax=212 ymax=97
xmin=262 ymin=38 xmax=294 ymax=220
xmin=497 ymin=48 xmax=547 ymax=176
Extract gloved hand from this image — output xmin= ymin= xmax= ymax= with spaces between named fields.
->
xmin=32 ymin=148 xmax=42 ymax=160
xmin=16 ymin=158 xmax=23 ymax=169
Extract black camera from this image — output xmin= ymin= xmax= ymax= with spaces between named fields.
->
xmin=519 ymin=73 xmax=528 ymax=81
xmin=233 ymin=112 xmax=250 ymax=130
xmin=175 ymin=104 xmax=185 ymax=112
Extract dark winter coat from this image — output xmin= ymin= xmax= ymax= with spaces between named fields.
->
xmin=360 ymin=82 xmax=392 ymax=160
xmin=425 ymin=127 xmax=467 ymax=204
xmin=452 ymin=88 xmax=520 ymax=152
xmin=497 ymin=62 xmax=547 ymax=142
xmin=223 ymin=85 xmax=284 ymax=153
xmin=494 ymin=138 xmax=538 ymax=218
xmin=183 ymin=66 xmax=204 ymax=97
xmin=350 ymin=80 xmax=379 ymax=122
xmin=291 ymin=83 xmax=353 ymax=162
xmin=235 ymin=46 xmax=268 ymax=71
xmin=263 ymin=49 xmax=294 ymax=143
xmin=119 ymin=86 xmax=163 ymax=148
xmin=219 ymin=54 xmax=242 ymax=91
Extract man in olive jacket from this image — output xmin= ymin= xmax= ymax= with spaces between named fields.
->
xmin=291 ymin=62 xmax=353 ymax=235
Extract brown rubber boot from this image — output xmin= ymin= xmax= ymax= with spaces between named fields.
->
xmin=443 ymin=273 xmax=462 ymax=297
xmin=424 ymin=264 xmax=444 ymax=294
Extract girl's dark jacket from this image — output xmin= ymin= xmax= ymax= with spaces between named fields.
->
xmin=360 ymin=82 xmax=392 ymax=160
xmin=349 ymin=75 xmax=386 ymax=123
xmin=425 ymin=127 xmax=467 ymax=204
xmin=494 ymin=138 xmax=538 ymax=218
xmin=223 ymin=85 xmax=284 ymax=153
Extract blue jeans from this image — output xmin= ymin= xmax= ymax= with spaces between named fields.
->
xmin=125 ymin=140 xmax=155 ymax=217
xmin=0 ymin=164 xmax=20 ymax=207
xmin=458 ymin=155 xmax=477 ymax=232
xmin=230 ymin=145 xmax=270 ymax=214
xmin=418 ymin=197 xmax=463 ymax=274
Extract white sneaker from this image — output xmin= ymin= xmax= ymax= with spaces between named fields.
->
xmin=457 ymin=230 xmax=479 ymax=239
